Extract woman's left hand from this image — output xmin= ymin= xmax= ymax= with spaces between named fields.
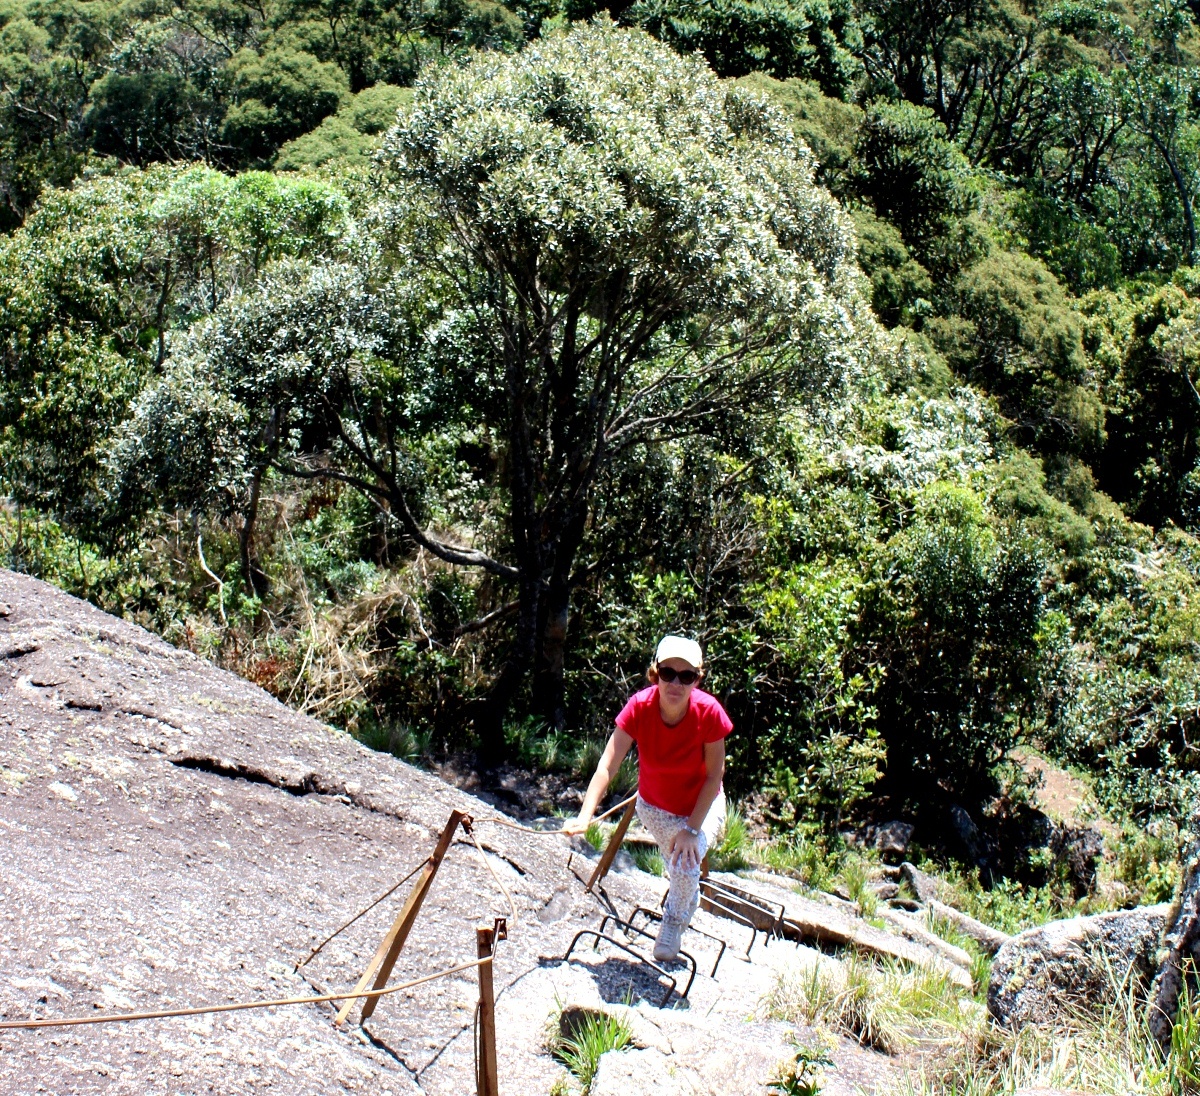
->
xmin=669 ymin=828 xmax=702 ymax=871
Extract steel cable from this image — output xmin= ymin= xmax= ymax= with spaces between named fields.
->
xmin=0 ymin=957 xmax=490 ymax=1031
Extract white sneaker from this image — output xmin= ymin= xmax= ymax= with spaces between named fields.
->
xmin=652 ymin=919 xmax=683 ymax=962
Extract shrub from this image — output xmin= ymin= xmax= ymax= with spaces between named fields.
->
xmin=854 ymin=99 xmax=977 ymax=273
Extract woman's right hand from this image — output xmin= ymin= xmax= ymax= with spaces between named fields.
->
xmin=560 ymin=815 xmax=590 ymax=836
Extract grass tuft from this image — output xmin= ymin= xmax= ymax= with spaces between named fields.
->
xmin=583 ymin=821 xmax=606 ymax=852
xmin=629 ymin=843 xmax=665 ymax=875
xmin=765 ymin=954 xmax=974 ymax=1057
xmin=708 ymin=803 xmax=752 ymax=871
xmin=551 ymin=1009 xmax=633 ymax=1094
xmin=837 ymin=856 xmax=879 ymax=918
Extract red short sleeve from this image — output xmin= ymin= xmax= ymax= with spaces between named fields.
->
xmin=697 ymin=693 xmax=734 ymax=742
xmin=615 ymin=693 xmax=640 ymax=740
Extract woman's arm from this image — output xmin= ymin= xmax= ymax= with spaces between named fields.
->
xmin=668 ymin=738 xmax=726 ymax=870
xmin=561 ymin=728 xmax=634 ymax=835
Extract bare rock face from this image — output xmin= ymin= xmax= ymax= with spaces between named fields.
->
xmin=988 ymin=905 xmax=1171 ymax=1027
xmin=0 ymin=570 xmax=915 ymax=1095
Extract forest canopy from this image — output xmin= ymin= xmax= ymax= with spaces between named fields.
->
xmin=6 ymin=0 xmax=1200 ymax=886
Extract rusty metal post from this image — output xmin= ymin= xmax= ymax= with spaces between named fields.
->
xmin=476 ymin=919 xmax=505 ymax=1096
xmin=335 ymin=809 xmax=469 ymax=1026
xmin=585 ymin=798 xmax=637 ymax=893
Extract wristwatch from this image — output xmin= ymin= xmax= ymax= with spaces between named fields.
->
xmin=680 ymin=824 xmax=701 ymax=837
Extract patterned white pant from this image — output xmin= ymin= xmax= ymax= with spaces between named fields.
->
xmin=635 ymin=791 xmax=726 ymax=926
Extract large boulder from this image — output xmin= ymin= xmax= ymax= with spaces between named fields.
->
xmin=988 ymin=905 xmax=1171 ymax=1027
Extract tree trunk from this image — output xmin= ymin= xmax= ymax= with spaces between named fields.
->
xmin=474 ymin=574 xmax=540 ymax=769
xmin=239 ymin=465 xmax=268 ymax=599
xmin=537 ymin=581 xmax=571 ymax=729
xmin=1153 ymin=134 xmax=1197 ymax=266
xmin=1147 ymin=822 xmax=1200 ymax=1048
xmin=534 ymin=502 xmax=589 ymax=730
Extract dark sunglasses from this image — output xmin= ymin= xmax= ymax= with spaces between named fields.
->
xmin=657 ymin=664 xmax=701 ymax=686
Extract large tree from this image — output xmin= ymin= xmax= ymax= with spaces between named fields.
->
xmin=0 ymin=164 xmax=350 ymax=542
xmin=118 ymin=20 xmax=879 ymax=751
xmin=377 ymin=18 xmax=878 ymax=741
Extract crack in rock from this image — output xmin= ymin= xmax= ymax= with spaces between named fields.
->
xmin=162 ymin=751 xmax=423 ymax=831
xmin=360 ymin=1023 xmax=426 ymax=1089
xmin=453 ymin=837 xmax=527 ymax=876
xmin=170 ymin=754 xmax=351 ymax=799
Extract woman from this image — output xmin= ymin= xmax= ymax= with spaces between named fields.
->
xmin=564 ymin=635 xmax=732 ymax=961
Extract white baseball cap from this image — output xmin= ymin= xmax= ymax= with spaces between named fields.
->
xmin=654 ymin=635 xmax=703 ymax=669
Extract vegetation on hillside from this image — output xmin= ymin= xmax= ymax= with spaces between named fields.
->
xmin=5 ymin=0 xmax=1200 ymax=898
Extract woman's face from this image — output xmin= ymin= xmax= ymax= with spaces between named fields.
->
xmin=657 ymin=657 xmax=699 ymax=706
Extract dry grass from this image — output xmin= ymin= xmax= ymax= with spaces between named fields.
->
xmin=763 ymin=953 xmax=978 ymax=1056
xmin=761 ymin=949 xmax=1200 ymax=1096
xmin=891 ymin=964 xmax=1200 ymax=1096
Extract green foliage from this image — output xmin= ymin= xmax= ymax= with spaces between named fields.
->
xmin=357 ymin=717 xmax=432 ymax=762
xmin=850 ymin=208 xmax=934 ymax=329
xmin=768 ymin=1040 xmax=834 ymax=1096
xmin=551 ymin=1010 xmax=632 ymax=1093
xmin=14 ymin=0 xmax=1200 ymax=894
xmin=854 ymin=99 xmax=978 ymax=274
xmin=1010 ymin=191 xmax=1123 ymax=294
xmin=1170 ymin=975 xmax=1200 ymax=1096
xmin=927 ymin=250 xmax=1102 ymax=457
xmin=0 ymin=164 xmax=350 ymax=533
xmin=0 ymin=0 xmax=531 ymax=221
xmin=742 ymin=551 xmax=883 ymax=827
xmin=897 ymin=957 xmax=1172 ymax=1093
xmin=1082 ymin=277 xmax=1200 ymax=527
xmin=124 ymin=19 xmax=873 ymax=744
xmin=222 ymin=47 xmax=350 ymax=163
xmin=930 ymin=863 xmax=1080 ymax=934
xmin=837 ymin=854 xmax=879 ymax=916
xmin=583 ymin=821 xmax=605 ymax=851
xmin=274 ymin=83 xmax=413 ymax=168
xmin=755 ymin=830 xmax=843 ymax=888
xmin=734 ymin=74 xmax=861 ymax=197
xmin=707 ymin=803 xmax=752 ymax=871
xmin=626 ymin=0 xmax=863 ymax=97
xmin=862 ymin=483 xmax=1048 ymax=809
xmin=629 ymin=844 xmax=666 ymax=875
xmin=1043 ymin=523 xmax=1200 ymax=821
xmin=765 ymin=953 xmax=973 ymax=1055
xmin=1111 ymin=822 xmax=1181 ymax=905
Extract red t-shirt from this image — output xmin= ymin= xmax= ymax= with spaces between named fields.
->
xmin=615 ymin=686 xmax=733 ymax=817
